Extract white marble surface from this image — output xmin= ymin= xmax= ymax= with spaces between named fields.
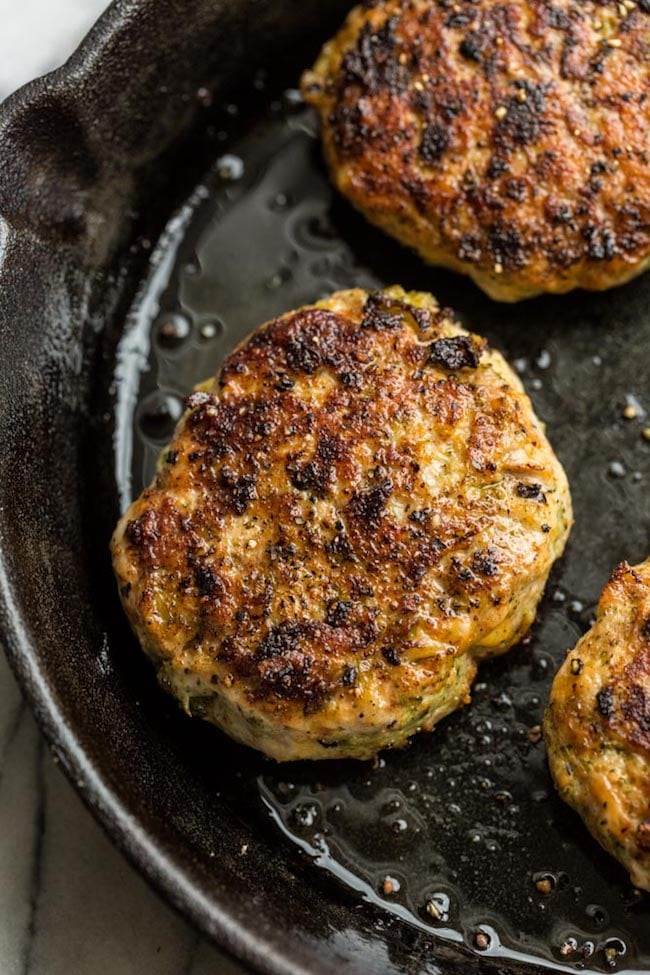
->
xmin=0 ymin=4 xmax=246 ymax=973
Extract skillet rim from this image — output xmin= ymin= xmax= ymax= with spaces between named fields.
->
xmin=2 ymin=4 xmax=648 ymax=975
xmin=0 ymin=3 xmax=325 ymax=972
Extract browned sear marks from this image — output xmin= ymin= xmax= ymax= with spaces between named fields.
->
xmin=303 ymin=0 xmax=650 ymax=301
xmin=112 ymin=287 xmax=571 ymax=761
xmin=545 ymin=558 xmax=650 ymax=891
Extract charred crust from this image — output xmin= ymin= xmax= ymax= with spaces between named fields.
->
xmin=194 ymin=564 xmax=224 ymax=599
xmin=274 ymin=373 xmax=295 ymax=391
xmin=459 ymin=34 xmax=484 ymax=63
xmin=339 ymin=18 xmax=408 ymax=96
xmin=362 ymin=291 xmax=436 ymax=333
xmin=516 ymin=482 xmax=547 ymax=503
xmin=420 ymin=123 xmax=450 ymax=165
xmin=258 ymin=656 xmax=327 ymax=711
xmin=309 ymin=0 xmax=650 ymax=292
xmin=219 ymin=468 xmax=257 ymax=515
xmin=596 ymin=685 xmax=615 ymax=719
xmin=125 ymin=509 xmax=162 ymax=563
xmin=286 ymin=433 xmax=344 ymax=498
xmin=342 ymin=664 xmax=358 ymax=686
xmin=361 ymin=292 xmax=404 ymax=331
xmin=348 ymin=478 xmax=393 ymax=524
xmin=494 ymin=82 xmax=548 ymax=151
xmin=326 ymin=599 xmax=353 ymax=628
xmin=487 ymin=225 xmax=527 ymax=271
xmin=255 ymin=621 xmax=303 ymax=661
xmin=472 ymin=549 xmax=499 ymax=577
xmin=326 ymin=530 xmax=357 ymax=562
xmin=382 ymin=645 xmax=401 ymax=666
xmin=428 ymin=336 xmax=481 ymax=371
xmin=619 ymin=682 xmax=650 ymax=750
xmin=285 ymin=334 xmax=323 ymax=375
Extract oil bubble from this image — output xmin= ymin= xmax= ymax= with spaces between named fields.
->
xmin=137 ymin=392 xmax=184 ymax=443
xmin=266 ymin=266 xmax=292 ymax=290
xmin=473 ymin=930 xmax=491 ymax=951
xmin=269 ymin=192 xmax=292 ymax=211
xmin=292 ymin=212 xmax=338 ymax=250
xmin=200 ymin=319 xmax=224 ymax=341
xmin=155 ymin=312 xmax=192 ymax=350
xmin=586 ymin=903 xmax=609 ymax=929
xmin=425 ymin=892 xmax=450 ymax=923
xmin=608 ymin=460 xmax=626 ymax=479
xmin=217 ymin=154 xmax=245 ymax=181
xmin=283 ymin=88 xmax=304 ymax=111
xmin=390 ymin=818 xmax=409 ymax=835
xmin=292 ymin=802 xmax=318 ymax=829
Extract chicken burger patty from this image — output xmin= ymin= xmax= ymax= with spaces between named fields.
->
xmin=545 ymin=559 xmax=650 ymax=891
xmin=112 ymin=287 xmax=572 ymax=761
xmin=302 ymin=0 xmax=650 ymax=302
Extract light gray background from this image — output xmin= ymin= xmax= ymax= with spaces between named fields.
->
xmin=0 ymin=2 xmax=244 ymax=972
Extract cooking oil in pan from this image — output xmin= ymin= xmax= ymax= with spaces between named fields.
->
xmin=115 ymin=82 xmax=650 ymax=974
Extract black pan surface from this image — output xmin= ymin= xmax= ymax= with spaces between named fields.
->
xmin=0 ymin=2 xmax=648 ymax=974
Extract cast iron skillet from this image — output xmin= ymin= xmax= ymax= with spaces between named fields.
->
xmin=0 ymin=2 xmax=648 ymax=973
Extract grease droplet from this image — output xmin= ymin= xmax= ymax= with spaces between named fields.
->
xmin=608 ymin=460 xmax=626 ymax=479
xmin=266 ymin=267 xmax=292 ymax=290
xmin=217 ymin=154 xmax=244 ymax=181
xmin=156 ymin=312 xmax=191 ymax=350
xmin=200 ymin=319 xmax=224 ymax=341
xmin=586 ymin=904 xmax=609 ymax=929
xmin=137 ymin=392 xmax=184 ymax=443
xmin=283 ymin=87 xmax=304 ymax=111
xmin=292 ymin=803 xmax=318 ymax=829
xmin=270 ymin=192 xmax=291 ymax=211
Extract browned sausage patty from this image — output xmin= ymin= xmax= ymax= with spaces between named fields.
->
xmin=545 ymin=558 xmax=650 ymax=891
xmin=112 ymin=287 xmax=571 ymax=760
xmin=303 ymin=1 xmax=650 ymax=301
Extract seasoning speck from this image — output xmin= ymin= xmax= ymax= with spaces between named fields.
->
xmin=528 ymin=725 xmax=542 ymax=744
xmin=560 ymin=938 xmax=577 ymax=957
xmin=473 ymin=931 xmax=491 ymax=951
xmin=495 ymin=106 xmax=507 ymax=121
xmin=570 ymin=658 xmax=584 ymax=676
xmin=426 ymin=899 xmax=442 ymax=920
